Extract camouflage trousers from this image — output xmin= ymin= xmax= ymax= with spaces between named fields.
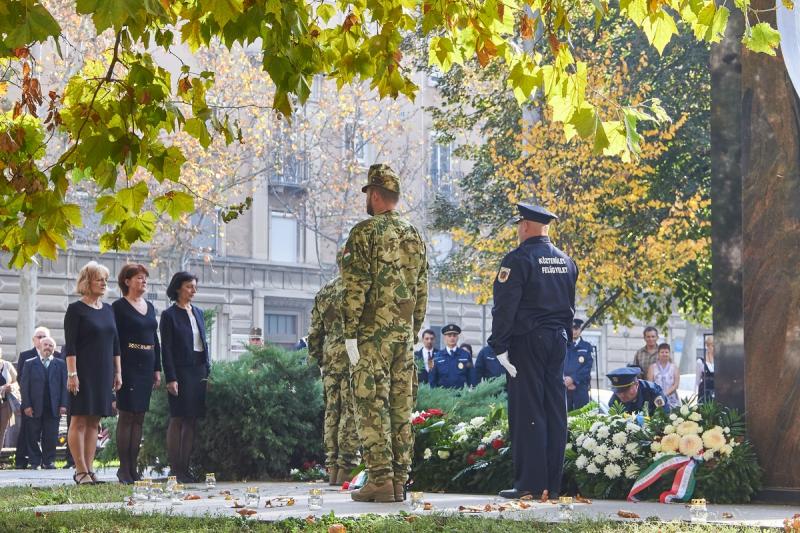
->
xmin=323 ymin=371 xmax=359 ymax=472
xmin=350 ymin=340 xmax=415 ymax=485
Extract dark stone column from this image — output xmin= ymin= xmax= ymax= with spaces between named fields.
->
xmin=713 ymin=0 xmax=800 ymax=500
xmin=711 ymin=5 xmax=745 ymax=414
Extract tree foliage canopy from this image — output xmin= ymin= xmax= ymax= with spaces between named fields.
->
xmin=0 ymin=0 xmax=780 ymax=267
xmin=425 ymin=20 xmax=712 ymax=326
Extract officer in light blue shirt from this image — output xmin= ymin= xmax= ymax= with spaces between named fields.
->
xmin=428 ymin=324 xmax=473 ymax=389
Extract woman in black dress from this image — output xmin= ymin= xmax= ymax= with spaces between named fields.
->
xmin=64 ymin=261 xmax=122 ymax=485
xmin=160 ymin=272 xmax=210 ymax=483
xmin=112 ymin=264 xmax=161 ymax=484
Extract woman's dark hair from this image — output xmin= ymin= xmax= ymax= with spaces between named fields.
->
xmin=117 ymin=263 xmax=149 ymax=295
xmin=166 ymin=271 xmax=198 ymax=301
xmin=658 ymin=343 xmax=671 ymax=352
xmin=460 ymin=343 xmax=473 ymax=356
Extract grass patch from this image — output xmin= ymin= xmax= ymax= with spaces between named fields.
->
xmin=0 ymin=483 xmax=131 ymax=510
xmin=0 ymin=509 xmax=768 ymax=533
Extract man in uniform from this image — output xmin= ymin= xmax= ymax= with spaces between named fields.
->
xmin=413 ymin=329 xmax=436 ymax=385
xmin=474 ymin=344 xmax=504 ymax=382
xmin=564 ymin=318 xmax=593 ymax=411
xmin=607 ymin=367 xmax=670 ymax=414
xmin=342 ymin=164 xmax=428 ymax=503
xmin=307 ymin=251 xmax=359 ymax=487
xmin=488 ymin=203 xmax=578 ymax=501
xmin=428 ymin=324 xmax=473 ymax=388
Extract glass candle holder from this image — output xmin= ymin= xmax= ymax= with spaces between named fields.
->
xmin=688 ymin=498 xmax=708 ymax=523
xmin=308 ymin=488 xmax=323 ymax=510
xmin=245 ymin=486 xmax=260 ymax=509
xmin=166 ymin=476 xmax=177 ymax=492
xmin=558 ymin=496 xmax=574 ymax=520
xmin=171 ymin=483 xmax=185 ymax=505
xmin=409 ymin=491 xmax=424 ymax=511
xmin=133 ymin=481 xmax=148 ymax=503
xmin=149 ymin=482 xmax=164 ymax=502
xmin=205 ymin=472 xmax=216 ymax=490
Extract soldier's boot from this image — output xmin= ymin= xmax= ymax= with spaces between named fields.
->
xmin=328 ymin=466 xmax=339 ymax=486
xmin=350 ymin=481 xmax=395 ymax=503
xmin=393 ymin=481 xmax=406 ymax=502
xmin=335 ymin=467 xmax=352 ymax=486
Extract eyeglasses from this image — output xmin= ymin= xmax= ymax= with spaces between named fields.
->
xmin=34 ymin=335 xmax=47 ymax=339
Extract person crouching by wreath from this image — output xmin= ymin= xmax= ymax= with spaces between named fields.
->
xmin=112 ymin=263 xmax=162 ymax=484
xmin=160 ymin=272 xmax=210 ymax=484
xmin=607 ymin=367 xmax=671 ymax=414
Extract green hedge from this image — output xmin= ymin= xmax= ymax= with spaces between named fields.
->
xmin=138 ymin=344 xmax=324 ymax=480
xmin=415 ymin=377 xmax=507 ymax=420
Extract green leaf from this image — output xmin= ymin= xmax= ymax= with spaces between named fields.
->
xmin=117 ymin=181 xmax=149 ymax=213
xmin=317 ymin=3 xmax=336 ymax=23
xmin=5 ymin=3 xmax=61 ymax=48
xmin=184 ymin=117 xmax=212 ymax=148
xmin=743 ymin=22 xmax=782 ymax=56
xmin=642 ymin=10 xmax=678 ymax=55
xmin=623 ymin=108 xmax=644 ymax=153
xmin=154 ymin=190 xmax=195 ymax=220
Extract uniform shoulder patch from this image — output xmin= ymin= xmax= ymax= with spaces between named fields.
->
xmin=497 ymin=266 xmax=511 ymax=283
xmin=654 ymin=396 xmax=665 ymax=408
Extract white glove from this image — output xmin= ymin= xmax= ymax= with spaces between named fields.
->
xmin=497 ymin=351 xmax=517 ymax=378
xmin=345 ymin=339 xmax=360 ymax=366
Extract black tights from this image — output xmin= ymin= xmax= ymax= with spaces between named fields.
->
xmin=167 ymin=417 xmax=197 ymax=479
xmin=116 ymin=411 xmax=146 ymax=483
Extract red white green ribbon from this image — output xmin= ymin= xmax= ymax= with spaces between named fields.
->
xmin=659 ymin=459 xmax=698 ymax=503
xmin=627 ymin=454 xmax=700 ymax=503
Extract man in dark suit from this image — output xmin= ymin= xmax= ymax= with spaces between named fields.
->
xmin=21 ymin=336 xmax=68 ymax=470
xmin=413 ymin=329 xmax=436 ymax=385
xmin=14 ymin=326 xmax=52 ymax=469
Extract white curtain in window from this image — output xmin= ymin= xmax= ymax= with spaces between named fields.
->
xmin=270 ymin=213 xmax=298 ymax=262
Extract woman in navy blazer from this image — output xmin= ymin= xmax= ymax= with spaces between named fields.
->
xmin=160 ymin=271 xmax=210 ymax=483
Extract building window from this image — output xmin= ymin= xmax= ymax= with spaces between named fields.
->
xmin=270 ymin=211 xmax=299 ymax=262
xmin=310 ymin=74 xmax=324 ymax=101
xmin=429 ymin=135 xmax=451 ymax=185
xmin=191 ymin=210 xmax=219 ymax=255
xmin=344 ymin=122 xmax=367 ymax=164
xmin=265 ymin=312 xmax=298 ymax=345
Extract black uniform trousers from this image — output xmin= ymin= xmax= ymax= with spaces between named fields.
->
xmin=507 ymin=327 xmax=568 ymax=494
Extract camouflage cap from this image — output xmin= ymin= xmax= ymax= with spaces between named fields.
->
xmin=362 ymin=164 xmax=400 ymax=194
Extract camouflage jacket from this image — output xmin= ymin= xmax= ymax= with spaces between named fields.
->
xmin=307 ymin=277 xmax=349 ymax=374
xmin=342 ymin=211 xmax=428 ymax=343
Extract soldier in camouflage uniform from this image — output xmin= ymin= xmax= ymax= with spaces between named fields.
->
xmin=342 ymin=164 xmax=428 ymax=503
xmin=307 ymin=251 xmax=359 ymax=486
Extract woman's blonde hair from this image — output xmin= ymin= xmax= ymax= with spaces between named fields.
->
xmin=76 ymin=261 xmax=110 ymax=296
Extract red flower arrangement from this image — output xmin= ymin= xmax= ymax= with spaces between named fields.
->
xmin=412 ymin=409 xmax=446 ymax=425
xmin=491 ymin=438 xmax=505 ymax=450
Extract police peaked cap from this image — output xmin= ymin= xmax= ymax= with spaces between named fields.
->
xmin=573 ymin=318 xmax=584 ymax=328
xmin=362 ymin=164 xmax=400 ymax=194
xmin=441 ymin=324 xmax=461 ymax=335
xmin=607 ymin=367 xmax=640 ymax=388
xmin=517 ymin=203 xmax=558 ymax=224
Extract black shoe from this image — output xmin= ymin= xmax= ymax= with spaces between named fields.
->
xmin=498 ymin=488 xmax=532 ymax=499
xmin=42 ymin=464 xmax=56 ymax=470
xmin=15 ymin=464 xmax=28 ymax=470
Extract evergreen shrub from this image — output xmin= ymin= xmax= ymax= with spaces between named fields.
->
xmin=139 ymin=344 xmax=324 ymax=480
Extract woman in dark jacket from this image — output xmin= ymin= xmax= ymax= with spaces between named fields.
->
xmin=160 ymin=272 xmax=210 ymax=483
xmin=112 ymin=263 xmax=161 ymax=484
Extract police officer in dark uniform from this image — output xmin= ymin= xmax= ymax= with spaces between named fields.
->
xmin=489 ymin=203 xmax=578 ymax=501
xmin=564 ymin=318 xmax=593 ymax=411
xmin=607 ymin=367 xmax=670 ymax=414
xmin=474 ymin=345 xmax=504 ymax=382
xmin=428 ymin=324 xmax=473 ymax=389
